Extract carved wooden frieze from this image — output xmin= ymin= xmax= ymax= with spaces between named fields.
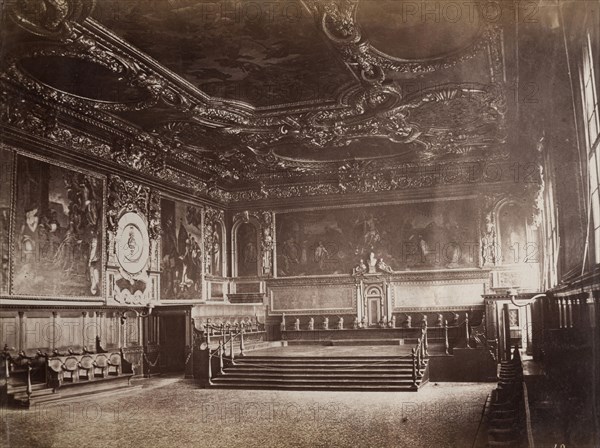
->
xmin=106 ymin=175 xmax=159 ymax=306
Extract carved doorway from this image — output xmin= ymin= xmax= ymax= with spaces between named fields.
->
xmin=365 ymin=285 xmax=384 ymax=327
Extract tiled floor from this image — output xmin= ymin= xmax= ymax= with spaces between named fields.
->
xmin=1 ymin=376 xmax=492 ymax=448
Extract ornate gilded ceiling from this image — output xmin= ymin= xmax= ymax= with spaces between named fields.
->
xmin=1 ymin=0 xmax=511 ymax=200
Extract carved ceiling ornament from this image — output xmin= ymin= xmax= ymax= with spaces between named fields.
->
xmin=8 ymin=0 xmax=96 ymax=40
xmin=1 ymin=0 xmax=510 ymax=204
xmin=2 ymin=38 xmax=172 ymax=113
xmin=3 ymin=12 xmax=506 ymax=177
xmin=304 ymin=0 xmax=497 ymax=82
xmin=233 ymin=83 xmax=506 ymax=172
xmin=0 ymin=84 xmax=515 ymax=206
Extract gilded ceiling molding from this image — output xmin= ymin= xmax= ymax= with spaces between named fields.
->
xmin=8 ymin=0 xmax=96 ymax=40
xmin=0 ymin=84 xmax=513 ymax=205
xmin=2 ymin=4 xmax=508 ymax=193
xmin=302 ymin=0 xmax=498 ymax=81
xmin=2 ymin=39 xmax=172 ymax=113
xmin=0 ymin=87 xmax=233 ymax=202
xmin=227 ymin=158 xmax=516 ymax=203
xmin=235 ymin=83 xmax=507 ymax=174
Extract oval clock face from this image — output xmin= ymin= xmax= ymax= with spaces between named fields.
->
xmin=116 ymin=212 xmax=150 ymax=275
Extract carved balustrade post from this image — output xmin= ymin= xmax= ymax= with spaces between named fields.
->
xmin=465 ymin=313 xmax=470 ymax=348
xmin=218 ymin=341 xmax=224 ymax=375
xmin=229 ymin=327 xmax=235 ymax=364
xmin=444 ymin=320 xmax=449 ymax=355
xmin=207 ymin=349 xmax=213 ymax=385
xmin=26 ymin=364 xmax=32 ymax=402
xmin=416 ymin=341 xmax=422 ymax=376
xmin=240 ymin=328 xmax=245 ymax=357
xmin=411 ymin=348 xmax=417 ymax=388
xmin=423 ymin=325 xmax=429 ymax=357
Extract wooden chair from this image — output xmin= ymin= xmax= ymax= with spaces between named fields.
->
xmin=78 ymin=355 xmax=94 ymax=380
xmin=47 ymin=358 xmax=64 ymax=389
xmin=62 ymin=356 xmax=79 ymax=382
xmin=93 ymin=354 xmax=108 ymax=378
xmin=107 ymin=353 xmax=121 ymax=376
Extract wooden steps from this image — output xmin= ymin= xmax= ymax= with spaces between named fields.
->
xmin=210 ymin=354 xmax=428 ymax=392
xmin=8 ymin=374 xmax=136 ymax=408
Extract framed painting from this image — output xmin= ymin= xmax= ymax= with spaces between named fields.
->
xmin=276 ymin=199 xmax=479 ymax=277
xmin=12 ymin=153 xmax=105 ymax=297
xmin=161 ymin=197 xmax=203 ymax=299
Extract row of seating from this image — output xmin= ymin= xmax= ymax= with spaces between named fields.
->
xmin=47 ymin=352 xmax=123 ymax=388
xmin=487 ymin=347 xmax=527 ymax=447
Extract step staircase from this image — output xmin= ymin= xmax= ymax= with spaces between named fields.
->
xmin=486 ymin=348 xmax=530 ymax=447
xmin=6 ymin=375 xmax=138 ymax=408
xmin=210 ymin=355 xmax=429 ymax=391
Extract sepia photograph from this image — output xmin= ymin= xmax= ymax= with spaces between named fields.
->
xmin=0 ymin=1 xmax=598 ymax=447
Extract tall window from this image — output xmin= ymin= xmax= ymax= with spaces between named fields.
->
xmin=581 ymin=32 xmax=600 ymax=263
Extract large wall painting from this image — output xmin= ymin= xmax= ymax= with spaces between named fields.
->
xmin=0 ymin=148 xmax=13 ymax=294
xmin=161 ymin=198 xmax=203 ymax=299
xmin=13 ymin=155 xmax=104 ymax=296
xmin=276 ymin=200 xmax=479 ymax=277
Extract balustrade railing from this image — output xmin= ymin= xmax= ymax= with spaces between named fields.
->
xmin=205 ymin=324 xmax=247 ymax=385
xmin=411 ymin=324 xmax=428 ymax=389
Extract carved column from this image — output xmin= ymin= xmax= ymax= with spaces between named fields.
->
xmin=588 ymin=292 xmax=596 ymax=329
xmin=18 ymin=311 xmax=24 ymax=352
xmin=558 ymin=298 xmax=563 ymax=328
xmin=567 ymin=298 xmax=574 ymax=328
xmin=52 ymin=311 xmax=58 ymax=351
xmin=81 ymin=312 xmax=87 ymax=349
